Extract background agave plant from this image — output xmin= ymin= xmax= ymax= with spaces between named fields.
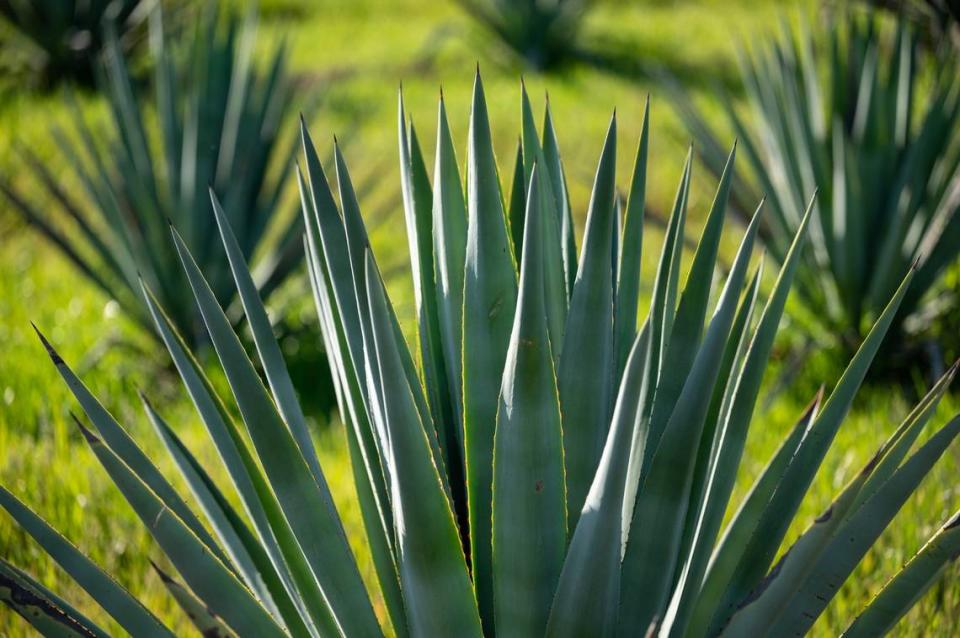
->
xmin=454 ymin=0 xmax=588 ymax=70
xmin=0 ymin=4 xmax=302 ymax=348
xmin=864 ymin=0 xmax=960 ymax=49
xmin=0 ymin=0 xmax=148 ymax=86
xmin=672 ymin=11 xmax=960 ymax=357
xmin=2 ymin=73 xmax=959 ymax=637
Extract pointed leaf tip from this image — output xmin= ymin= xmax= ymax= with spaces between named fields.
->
xmin=70 ymin=413 xmax=99 ymax=444
xmin=32 ymin=325 xmax=62 ymax=365
xmin=148 ymin=559 xmax=174 ymax=584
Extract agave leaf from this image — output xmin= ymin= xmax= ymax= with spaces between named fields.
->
xmin=619 ymin=205 xmax=761 ymax=631
xmin=299 ymin=165 xmax=392 ymax=524
xmin=641 ymin=143 xmax=737 ymax=466
xmin=547 ymin=325 xmax=652 ymax=638
xmin=842 ymin=508 xmax=960 ymax=638
xmin=507 ymin=137 xmax=527 ymax=259
xmin=398 ymin=95 xmax=457 ymax=490
xmin=851 ymin=362 xmax=959 ymax=512
xmin=683 ymin=197 xmax=815 ymax=638
xmin=32 ymin=328 xmax=230 ymax=570
xmin=519 ymin=81 xmax=542 ymax=188
xmin=302 ymin=229 xmax=406 ymax=637
xmin=431 ymin=92 xmax=469 ymax=476
xmin=660 ymin=263 xmax=764 ymax=638
xmin=71 ymin=418 xmax=287 ymax=637
xmin=718 ymin=365 xmax=955 ymax=635
xmin=0 ymin=490 xmax=169 ymax=637
xmin=558 ymin=112 xmax=618 ymax=529
xmin=678 ymin=389 xmax=822 ymax=638
xmin=706 ymin=262 xmax=917 ymax=634
xmin=542 ymin=97 xmax=578 ymax=297
xmin=492 ymin=166 xmax=567 ymax=636
xmin=519 ymin=84 xmax=569 ymax=363
xmin=614 ymin=97 xmax=649 ymax=378
xmin=303 ymin=124 xmax=445 ymax=498
xmin=760 ymin=414 xmax=960 ymax=636
xmin=142 ymin=396 xmax=312 ymax=637
xmin=142 ymin=280 xmax=330 ymax=635
xmin=364 ymin=251 xmax=483 ymax=637
xmin=210 ymin=191 xmax=323 ymax=485
xmin=462 ymin=70 xmax=519 ymax=633
xmin=397 ymin=109 xmax=468 ymax=544
xmin=298 ymin=130 xmax=398 ymax=513
xmin=151 ymin=561 xmax=235 ymax=638
xmin=638 ymin=147 xmax=692 ymax=416
xmin=0 ymin=558 xmax=109 ymax=638
xmin=623 ymin=149 xmax=693 ymax=539
xmin=658 ymin=148 xmax=693 ymax=367
xmin=171 ymin=229 xmax=380 ymax=636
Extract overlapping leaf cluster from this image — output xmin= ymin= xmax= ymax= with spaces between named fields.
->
xmin=675 ymin=13 xmax=960 ymax=347
xmin=1 ymin=5 xmax=302 ymax=347
xmin=2 ymin=73 xmax=959 ymax=638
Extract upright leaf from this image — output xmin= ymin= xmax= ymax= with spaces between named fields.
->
xmin=364 ymin=252 xmax=483 ymax=637
xmin=614 ymin=97 xmax=649 ymax=378
xmin=619 ymin=207 xmax=761 ymax=632
xmin=558 ymin=112 xmax=618 ymax=528
xmin=547 ymin=326 xmax=652 ymax=638
xmin=462 ymin=70 xmax=519 ymax=633
xmin=492 ymin=166 xmax=567 ymax=637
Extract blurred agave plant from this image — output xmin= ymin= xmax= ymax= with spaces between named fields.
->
xmin=864 ymin=0 xmax=960 ymax=49
xmin=0 ymin=0 xmax=149 ymax=86
xmin=455 ymin=0 xmax=588 ymax=70
xmin=3 ymin=73 xmax=960 ymax=637
xmin=0 ymin=4 xmax=302 ymax=348
xmin=673 ymin=12 xmax=960 ymax=353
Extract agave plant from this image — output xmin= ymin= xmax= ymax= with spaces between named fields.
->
xmin=865 ymin=0 xmax=960 ymax=49
xmin=3 ymin=73 xmax=960 ymax=637
xmin=0 ymin=0 xmax=147 ymax=86
xmin=672 ymin=12 xmax=960 ymax=353
xmin=454 ymin=0 xmax=588 ymax=70
xmin=0 ymin=4 xmax=302 ymax=347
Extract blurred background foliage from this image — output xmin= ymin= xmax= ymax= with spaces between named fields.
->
xmin=672 ymin=7 xmax=960 ymax=380
xmin=0 ymin=0 xmax=959 ymax=635
xmin=0 ymin=0 xmax=151 ymax=87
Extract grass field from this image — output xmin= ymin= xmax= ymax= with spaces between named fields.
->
xmin=2 ymin=0 xmax=959 ymax=635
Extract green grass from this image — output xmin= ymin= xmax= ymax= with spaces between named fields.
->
xmin=1 ymin=0 xmax=959 ymax=635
